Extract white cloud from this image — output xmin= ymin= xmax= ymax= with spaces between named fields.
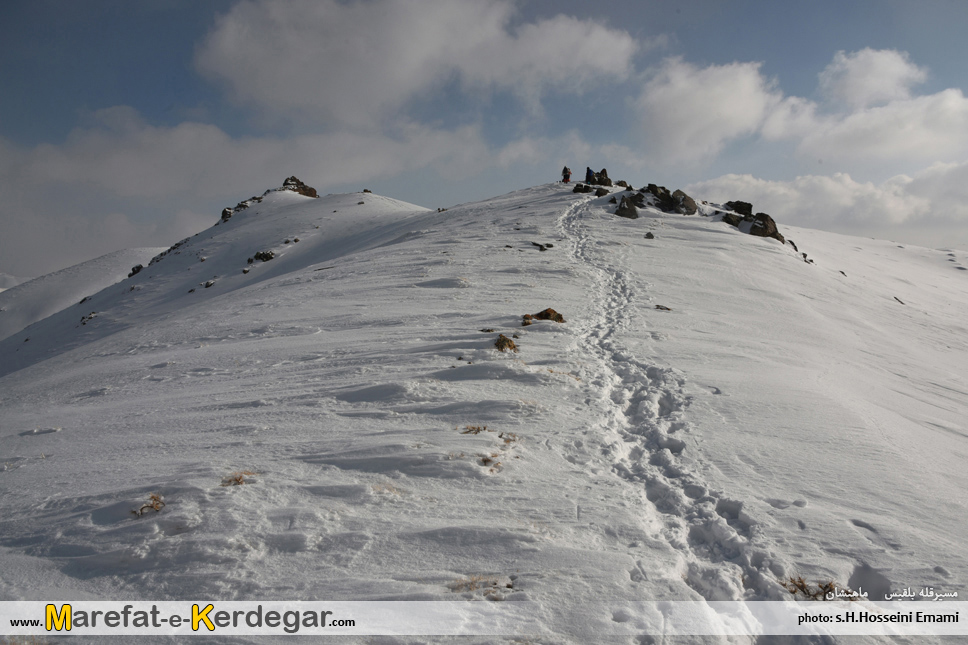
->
xmin=0 ymin=106 xmax=494 ymax=276
xmin=687 ymin=172 xmax=932 ymax=229
xmin=797 ymin=89 xmax=968 ymax=165
xmin=652 ymin=48 xmax=968 ymax=171
xmin=195 ymin=0 xmax=638 ymax=127
xmin=819 ymin=48 xmax=927 ymax=109
xmin=633 ymin=57 xmax=782 ymax=164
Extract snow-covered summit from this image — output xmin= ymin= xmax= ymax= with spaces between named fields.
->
xmin=1 ymin=180 xmax=966 ymax=642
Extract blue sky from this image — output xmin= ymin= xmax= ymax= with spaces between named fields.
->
xmin=3 ymin=0 xmax=968 ymax=277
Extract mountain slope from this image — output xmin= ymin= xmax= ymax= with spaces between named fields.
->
xmin=0 ymin=248 xmax=165 ymax=342
xmin=0 ymin=181 xmax=965 ymax=643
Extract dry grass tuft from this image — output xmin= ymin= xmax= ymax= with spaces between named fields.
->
xmin=371 ymin=482 xmax=406 ymax=496
xmin=221 ymin=470 xmax=258 ymax=486
xmin=782 ymin=576 xmax=859 ymax=601
xmin=132 ymin=493 xmax=165 ymax=517
xmin=495 ymin=334 xmax=518 ymax=352
xmin=461 ymin=425 xmax=488 ymax=434
xmin=450 ymin=574 xmax=514 ymax=600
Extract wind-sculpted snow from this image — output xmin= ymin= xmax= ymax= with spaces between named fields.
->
xmin=1 ymin=183 xmax=966 ymax=643
xmin=0 ymin=248 xmax=165 ymax=342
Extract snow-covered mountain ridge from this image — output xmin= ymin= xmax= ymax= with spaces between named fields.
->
xmin=1 ymin=179 xmax=966 ymax=643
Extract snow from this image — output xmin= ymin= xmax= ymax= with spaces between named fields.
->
xmin=0 ymin=272 xmax=30 ymax=292
xmin=0 ymin=182 xmax=966 ymax=643
xmin=0 ymin=248 xmax=165 ymax=342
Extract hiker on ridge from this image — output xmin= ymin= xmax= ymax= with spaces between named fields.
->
xmin=585 ymin=167 xmax=594 ymax=183
xmin=561 ymin=166 xmax=571 ymax=183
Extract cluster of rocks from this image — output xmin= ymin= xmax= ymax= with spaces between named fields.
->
xmin=282 ymin=176 xmax=319 ymax=198
xmin=717 ymin=200 xmax=786 ymax=245
xmin=219 ymin=176 xmax=320 ymax=224
xmin=613 ymin=183 xmax=698 ymax=220
xmin=572 ymin=183 xmax=610 ymax=197
xmin=573 ymin=168 xmax=628 ymax=196
xmin=637 ymin=184 xmax=697 ymax=215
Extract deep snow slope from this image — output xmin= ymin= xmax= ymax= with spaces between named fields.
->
xmin=0 ymin=182 xmax=966 ymax=643
xmin=0 ymin=272 xmax=29 ymax=292
xmin=0 ymin=248 xmax=165 ymax=342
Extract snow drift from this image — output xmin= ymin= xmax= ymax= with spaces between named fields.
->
xmin=1 ymin=178 xmax=966 ymax=643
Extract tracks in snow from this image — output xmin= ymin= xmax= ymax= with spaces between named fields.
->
xmin=557 ymin=198 xmax=785 ymax=602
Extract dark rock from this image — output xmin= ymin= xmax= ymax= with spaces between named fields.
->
xmin=533 ymin=308 xmax=565 ymax=323
xmin=655 ymin=305 xmax=672 ymax=311
xmin=721 ymin=212 xmax=742 ymax=227
xmin=616 ymin=196 xmax=639 ymax=219
xmin=642 ymin=184 xmax=676 ymax=212
xmin=128 ymin=264 xmax=143 ymax=278
xmin=672 ymin=190 xmax=698 ymax=215
xmin=788 ymin=239 xmax=799 ymax=252
xmin=616 ymin=180 xmax=629 ymax=188
xmin=588 ymin=168 xmax=613 ymax=187
xmin=594 ymin=187 xmax=609 ymax=197
xmin=749 ymin=212 xmax=785 ymax=244
xmin=644 ymin=232 xmax=655 ymax=239
xmin=282 ymin=176 xmax=319 ymax=198
xmin=254 ymin=250 xmax=275 ymax=262
xmin=724 ymin=201 xmax=753 ymax=217
xmin=609 ymin=196 xmax=617 ymax=204
xmin=495 ymin=334 xmax=519 ymax=353
xmin=221 ymin=208 xmax=234 ymax=222
xmin=573 ymin=183 xmax=593 ymax=194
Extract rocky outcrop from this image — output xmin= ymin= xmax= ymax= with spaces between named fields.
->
xmin=750 ymin=212 xmax=785 ymax=244
xmin=635 ymin=184 xmax=698 ymax=215
xmin=219 ymin=177 xmax=319 ymax=224
xmin=573 ymin=183 xmax=594 ymax=194
xmin=718 ymin=201 xmax=787 ymax=245
xmin=673 ymin=189 xmax=697 ymax=215
xmin=616 ymin=195 xmax=639 ymax=219
xmin=642 ymin=184 xmax=676 ymax=212
xmin=282 ymin=176 xmax=319 ymax=198
xmin=724 ymin=201 xmax=753 ymax=217
xmin=588 ymin=168 xmax=613 ymax=187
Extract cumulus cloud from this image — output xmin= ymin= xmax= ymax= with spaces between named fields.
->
xmin=644 ymin=48 xmax=968 ymax=171
xmin=0 ymin=106 xmax=494 ymax=276
xmin=195 ymin=0 xmax=638 ymax=126
xmin=687 ymin=172 xmax=932 ymax=229
xmin=796 ymin=89 xmax=968 ymax=165
xmin=819 ymin=48 xmax=927 ymax=109
xmin=633 ymin=57 xmax=782 ymax=164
